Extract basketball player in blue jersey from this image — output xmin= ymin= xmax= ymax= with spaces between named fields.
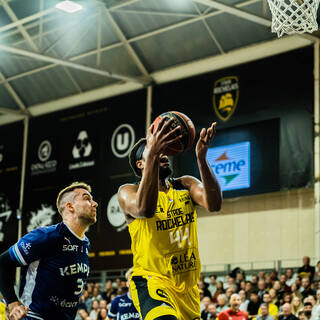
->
xmin=0 ymin=181 xmax=98 ymax=320
xmin=107 ymin=268 xmax=141 ymax=320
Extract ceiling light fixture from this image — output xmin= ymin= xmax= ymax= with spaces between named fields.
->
xmin=55 ymin=1 xmax=83 ymax=13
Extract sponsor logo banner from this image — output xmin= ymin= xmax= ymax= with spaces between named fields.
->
xmin=207 ymin=141 xmax=250 ymax=191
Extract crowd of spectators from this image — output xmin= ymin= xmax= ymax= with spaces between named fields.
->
xmin=7 ymin=255 xmax=313 ymax=320
xmin=199 ymin=256 xmax=320 ymax=320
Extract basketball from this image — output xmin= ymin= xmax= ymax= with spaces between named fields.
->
xmin=152 ymin=111 xmax=196 ymax=156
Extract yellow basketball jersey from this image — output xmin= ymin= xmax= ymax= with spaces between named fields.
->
xmin=128 ymin=179 xmax=201 ymax=293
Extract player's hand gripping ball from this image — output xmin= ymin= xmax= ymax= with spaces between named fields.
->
xmin=152 ymin=111 xmax=196 ymax=156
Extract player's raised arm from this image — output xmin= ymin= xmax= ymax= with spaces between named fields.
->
xmin=181 ymin=122 xmax=222 ymax=212
xmin=118 ymin=117 xmax=182 ymax=219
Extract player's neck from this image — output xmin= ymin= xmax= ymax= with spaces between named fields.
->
xmin=158 ymin=178 xmax=169 ymax=192
xmin=63 ymin=219 xmax=87 ymax=239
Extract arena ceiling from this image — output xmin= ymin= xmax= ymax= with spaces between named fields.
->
xmin=0 ymin=0 xmax=318 ymax=125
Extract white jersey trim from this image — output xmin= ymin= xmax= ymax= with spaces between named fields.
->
xmin=63 ymin=222 xmax=85 ymax=241
xmin=14 ymin=243 xmax=27 ymax=266
xmin=20 ymin=260 xmax=40 ymax=308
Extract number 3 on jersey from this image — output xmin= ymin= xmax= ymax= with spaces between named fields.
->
xmin=74 ymin=278 xmax=84 ymax=295
xmin=169 ymin=226 xmax=191 ymax=248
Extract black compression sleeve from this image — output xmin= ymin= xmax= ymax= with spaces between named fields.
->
xmin=0 ymin=249 xmax=19 ymax=304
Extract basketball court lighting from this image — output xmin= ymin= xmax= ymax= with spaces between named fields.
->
xmin=55 ymin=1 xmax=83 ymax=13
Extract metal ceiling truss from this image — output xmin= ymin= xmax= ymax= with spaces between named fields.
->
xmin=0 ymin=0 xmax=262 ymax=87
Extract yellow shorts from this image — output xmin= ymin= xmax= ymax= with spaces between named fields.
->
xmin=130 ymin=275 xmax=200 ymax=320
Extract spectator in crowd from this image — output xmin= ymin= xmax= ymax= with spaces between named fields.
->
xmin=303 ymin=302 xmax=313 ymax=320
xmin=258 ymin=280 xmax=267 ymax=300
xmin=296 ymin=277 xmax=303 ymax=289
xmin=291 ymin=296 xmax=304 ymax=317
xmin=236 ymin=273 xmax=246 ymax=291
xmin=259 ymin=272 xmax=266 ymax=281
xmin=101 ymin=280 xmax=115 ymax=303
xmin=256 ymin=303 xmax=274 ymax=320
xmin=92 ymin=287 xmax=102 ymax=302
xmin=201 ymin=297 xmax=212 ymax=319
xmin=252 ymin=276 xmax=259 ymax=289
xmin=292 ymin=283 xmax=303 ymax=300
xmin=113 ymin=278 xmax=121 ymax=291
xmin=271 ymin=271 xmax=279 ymax=282
xmin=201 ymin=273 xmax=210 ymax=289
xmin=316 ymin=290 xmax=320 ymax=307
xmin=225 ymin=276 xmax=236 ymax=290
xmin=298 ymin=257 xmax=315 ymax=281
xmin=218 ymin=294 xmax=248 ymax=320
xmin=226 ymin=286 xmax=237 ymax=301
xmin=246 ymin=282 xmax=254 ymax=296
xmin=240 ymin=281 xmax=247 ymax=291
xmin=279 ymin=303 xmax=299 ymax=320
xmin=305 ymin=295 xmax=320 ymax=320
xmin=269 ymin=289 xmax=279 ymax=308
xmin=77 ymin=309 xmax=90 ymax=320
xmin=239 ymin=289 xmax=250 ymax=312
xmin=280 ymin=274 xmax=292 ymax=293
xmin=217 ymin=294 xmax=229 ymax=315
xmin=99 ymin=300 xmax=108 ymax=310
xmin=314 ymin=262 xmax=320 ymax=284
xmin=208 ymin=275 xmax=218 ymax=297
xmin=258 ymin=293 xmax=279 ymax=320
xmin=298 ymin=311 xmax=305 ymax=320
xmin=274 ymin=281 xmax=285 ymax=304
xmin=301 ymin=278 xmax=316 ymax=299
xmin=266 ymin=275 xmax=273 ymax=291
xmin=248 ymin=291 xmax=261 ymax=319
xmin=213 ymin=281 xmax=226 ymax=303
xmin=286 ymin=269 xmax=297 ymax=287
xmin=207 ymin=303 xmax=218 ymax=320
xmin=200 ymin=280 xmax=213 ymax=298
xmin=89 ymin=299 xmax=99 ymax=320
xmin=98 ymin=308 xmax=108 ymax=320
xmin=279 ymin=294 xmax=293 ymax=313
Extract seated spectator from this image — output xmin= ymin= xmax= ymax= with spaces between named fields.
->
xmin=225 ymin=276 xmax=236 ymax=290
xmin=252 ymin=276 xmax=259 ymax=289
xmin=256 ymin=303 xmax=274 ymax=320
xmin=226 ymin=286 xmax=237 ymax=301
xmin=305 ymin=295 xmax=320 ymax=320
xmin=266 ymin=275 xmax=273 ymax=291
xmin=291 ymin=296 xmax=304 ymax=317
xmin=239 ymin=289 xmax=250 ymax=312
xmin=92 ymin=287 xmax=102 ymax=302
xmin=248 ymin=291 xmax=261 ymax=319
xmin=99 ymin=299 xmax=108 ymax=310
xmin=258 ymin=280 xmax=267 ymax=300
xmin=236 ymin=273 xmax=246 ymax=291
xmin=246 ymin=282 xmax=254 ymax=296
xmin=208 ymin=275 xmax=218 ymax=297
xmin=199 ymin=280 xmax=212 ymax=298
xmin=201 ymin=296 xmax=212 ymax=319
xmin=113 ymin=278 xmax=121 ymax=291
xmin=89 ymin=299 xmax=99 ymax=320
xmin=297 ymin=311 xmax=305 ymax=320
xmin=313 ymin=262 xmax=320 ymax=284
xmin=286 ymin=269 xmax=297 ymax=287
xmin=240 ymin=281 xmax=247 ymax=292
xmin=301 ymin=278 xmax=316 ymax=300
xmin=303 ymin=302 xmax=313 ymax=320
xmin=316 ymin=289 xmax=320 ymax=307
xmin=101 ymin=280 xmax=116 ymax=303
xmin=279 ymin=294 xmax=293 ymax=314
xmin=213 ymin=281 xmax=226 ymax=303
xmin=258 ymin=293 xmax=279 ymax=320
xmin=274 ymin=281 xmax=285 ymax=304
xmin=218 ymin=294 xmax=248 ymax=320
xmin=207 ymin=303 xmax=218 ymax=320
xmin=298 ymin=257 xmax=315 ymax=282
xmin=280 ymin=274 xmax=292 ymax=293
xmin=279 ymin=303 xmax=299 ymax=320
xmin=270 ymin=271 xmax=279 ymax=283
xmin=259 ymin=271 xmax=266 ymax=281
xmin=77 ymin=309 xmax=89 ymax=320
xmin=97 ymin=308 xmax=108 ymax=320
xmin=199 ymin=289 xmax=205 ymax=305
xmin=216 ymin=294 xmax=229 ymax=315
xmin=292 ymin=284 xmax=303 ymax=301
xmin=201 ymin=273 xmax=210 ymax=289
xmin=269 ymin=289 xmax=279 ymax=308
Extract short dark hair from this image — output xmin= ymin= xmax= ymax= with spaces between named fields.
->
xmin=304 ymin=302 xmax=312 ymax=307
xmin=250 ymin=290 xmax=259 ymax=295
xmin=128 ymin=138 xmax=147 ymax=177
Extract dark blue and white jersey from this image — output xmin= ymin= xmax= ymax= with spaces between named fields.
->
xmin=108 ymin=293 xmax=141 ymax=320
xmin=9 ymin=222 xmax=90 ymax=320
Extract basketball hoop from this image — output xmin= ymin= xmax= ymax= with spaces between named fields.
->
xmin=267 ymin=0 xmax=319 ymax=37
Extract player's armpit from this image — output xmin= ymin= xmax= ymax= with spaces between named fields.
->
xmin=118 ymin=184 xmax=151 ymax=219
xmin=179 ymin=176 xmax=207 ymax=207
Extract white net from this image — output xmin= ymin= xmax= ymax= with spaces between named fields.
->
xmin=267 ymin=0 xmax=320 ymax=37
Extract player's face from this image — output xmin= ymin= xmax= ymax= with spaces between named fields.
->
xmin=159 ymin=154 xmax=172 ymax=179
xmin=73 ymin=188 xmax=98 ymax=225
xmin=231 ymin=296 xmax=241 ymax=310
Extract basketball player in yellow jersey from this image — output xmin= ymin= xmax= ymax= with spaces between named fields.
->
xmin=118 ymin=117 xmax=222 ymax=320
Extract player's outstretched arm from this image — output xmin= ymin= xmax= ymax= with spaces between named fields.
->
xmin=181 ymin=122 xmax=222 ymax=212
xmin=118 ymin=118 xmax=183 ymax=218
xmin=0 ymin=250 xmax=29 ymax=320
